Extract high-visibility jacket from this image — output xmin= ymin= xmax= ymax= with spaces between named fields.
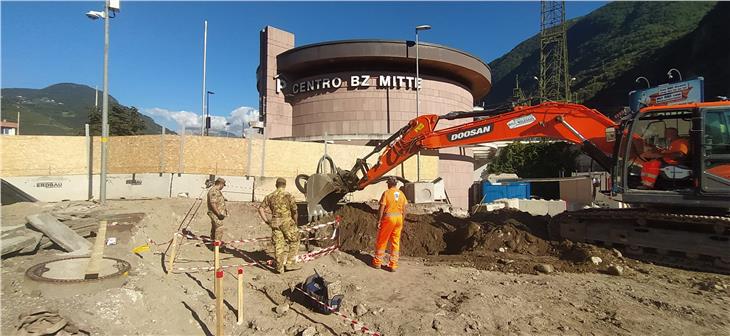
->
xmin=663 ymin=138 xmax=689 ymax=165
xmin=380 ymin=187 xmax=407 ymax=216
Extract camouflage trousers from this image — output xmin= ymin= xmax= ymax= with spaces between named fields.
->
xmin=208 ymin=211 xmax=224 ymax=241
xmin=271 ymin=218 xmax=300 ymax=272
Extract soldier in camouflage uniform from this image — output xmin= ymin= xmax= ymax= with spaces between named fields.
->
xmin=258 ymin=178 xmax=301 ymax=274
xmin=207 ymin=178 xmax=228 ymax=241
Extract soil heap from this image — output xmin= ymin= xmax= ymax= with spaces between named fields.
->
xmin=333 ymin=203 xmax=628 ymax=274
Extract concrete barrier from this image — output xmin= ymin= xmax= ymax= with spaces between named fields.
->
xmin=170 ymin=174 xmax=209 ymax=199
xmin=474 ymin=198 xmax=567 ymax=217
xmin=103 ymin=173 xmax=171 ymax=199
xmin=516 ymin=199 xmax=566 ymax=216
xmin=3 ymin=175 xmax=92 ymax=202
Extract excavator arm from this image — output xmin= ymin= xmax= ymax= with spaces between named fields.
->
xmin=302 ymin=102 xmax=618 ymax=219
xmin=355 ymin=102 xmax=616 ymax=189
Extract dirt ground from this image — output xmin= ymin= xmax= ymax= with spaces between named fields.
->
xmin=2 ymin=198 xmax=729 ymax=336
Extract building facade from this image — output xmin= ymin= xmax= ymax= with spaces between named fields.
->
xmin=257 ymin=26 xmax=492 ymax=209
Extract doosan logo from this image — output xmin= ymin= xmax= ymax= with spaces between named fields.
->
xmin=449 ymin=124 xmax=493 ymax=141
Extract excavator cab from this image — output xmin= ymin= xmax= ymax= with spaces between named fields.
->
xmin=615 ymin=102 xmax=730 ymax=208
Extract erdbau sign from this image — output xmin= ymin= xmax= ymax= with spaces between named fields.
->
xmin=276 ymin=74 xmax=423 ymax=95
xmin=628 ymin=77 xmax=704 ymax=113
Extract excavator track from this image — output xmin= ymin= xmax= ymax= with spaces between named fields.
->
xmin=550 ymin=209 xmax=730 ymax=274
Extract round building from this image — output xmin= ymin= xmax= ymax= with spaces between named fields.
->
xmin=257 ymin=26 xmax=492 ymax=209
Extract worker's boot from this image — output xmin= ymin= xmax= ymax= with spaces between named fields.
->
xmin=285 ymin=262 xmax=302 ymax=272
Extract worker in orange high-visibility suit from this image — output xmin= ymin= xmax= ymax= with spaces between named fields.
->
xmin=372 ymin=177 xmax=408 ymax=272
xmin=640 ymin=127 xmax=690 ymax=188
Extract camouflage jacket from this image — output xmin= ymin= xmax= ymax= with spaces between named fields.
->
xmin=207 ymin=187 xmax=227 ymax=215
xmin=260 ymin=188 xmax=297 ymax=220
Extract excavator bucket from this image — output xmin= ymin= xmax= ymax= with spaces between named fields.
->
xmin=304 ymin=173 xmax=347 ymax=221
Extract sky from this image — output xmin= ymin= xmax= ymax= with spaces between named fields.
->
xmin=1 ymin=1 xmax=606 ymax=134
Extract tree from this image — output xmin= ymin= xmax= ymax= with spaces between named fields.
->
xmin=487 ymin=141 xmax=579 ymax=178
xmin=86 ymin=103 xmax=146 ymax=136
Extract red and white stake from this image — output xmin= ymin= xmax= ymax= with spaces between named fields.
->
xmin=215 ymin=269 xmax=224 ymax=336
xmin=237 ymin=267 xmax=244 ymax=325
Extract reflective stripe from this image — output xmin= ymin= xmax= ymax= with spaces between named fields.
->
xmin=374 ymin=249 xmax=386 ymax=256
xmin=384 ymin=212 xmax=402 ymax=217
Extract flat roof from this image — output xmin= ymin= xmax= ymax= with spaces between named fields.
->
xmin=277 ymin=39 xmax=492 ymax=100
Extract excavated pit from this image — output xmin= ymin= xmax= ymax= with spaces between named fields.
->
xmin=332 ymin=203 xmax=628 ymax=274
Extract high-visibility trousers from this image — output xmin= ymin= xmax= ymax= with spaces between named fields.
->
xmin=372 ymin=214 xmax=403 ymax=269
xmin=641 ymin=160 xmax=661 ymax=188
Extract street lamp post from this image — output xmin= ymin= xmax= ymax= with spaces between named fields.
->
xmin=86 ymin=0 xmax=117 ymax=204
xmin=635 ymin=76 xmax=651 ymax=89
xmin=415 ymin=24 xmax=431 ymax=182
xmin=206 ymin=90 xmax=214 ymax=135
xmin=667 ymin=68 xmax=682 ymax=82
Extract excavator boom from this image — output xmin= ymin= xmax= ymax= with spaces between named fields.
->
xmin=301 ymin=102 xmax=617 ymax=219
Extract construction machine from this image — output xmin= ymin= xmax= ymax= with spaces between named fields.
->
xmin=297 ymin=97 xmax=730 ymax=269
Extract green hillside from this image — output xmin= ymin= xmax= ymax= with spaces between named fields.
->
xmin=1 ymin=83 xmax=166 ymax=135
xmin=485 ymin=1 xmax=728 ymax=115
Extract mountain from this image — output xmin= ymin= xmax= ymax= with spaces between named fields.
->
xmin=484 ymin=1 xmax=729 ymax=115
xmin=1 ymin=83 xmax=167 ymax=135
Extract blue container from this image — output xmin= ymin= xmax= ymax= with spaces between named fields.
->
xmin=481 ymin=181 xmax=530 ymax=203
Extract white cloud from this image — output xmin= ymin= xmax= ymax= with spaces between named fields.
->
xmin=143 ymin=107 xmax=202 ymax=128
xmin=142 ymin=106 xmax=259 ymax=135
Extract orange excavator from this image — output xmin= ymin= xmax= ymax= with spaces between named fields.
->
xmin=298 ymin=100 xmax=730 ymax=269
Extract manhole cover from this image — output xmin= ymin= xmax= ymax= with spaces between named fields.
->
xmin=26 ymin=257 xmax=131 ymax=283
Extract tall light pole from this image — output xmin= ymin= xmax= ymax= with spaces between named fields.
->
xmin=86 ymin=0 xmax=118 ymax=204
xmin=201 ymin=20 xmax=208 ymax=136
xmin=206 ymin=90 xmax=214 ymax=135
xmin=415 ymin=24 xmax=431 ymax=182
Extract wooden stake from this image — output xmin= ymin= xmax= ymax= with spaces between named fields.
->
xmin=85 ymin=220 xmax=108 ymax=279
xmin=214 ymin=241 xmax=221 ymax=293
xmin=335 ymin=215 xmax=342 ymax=248
xmin=215 ymin=269 xmax=224 ymax=336
xmin=237 ymin=268 xmax=244 ymax=325
xmin=167 ymin=233 xmax=179 ymax=275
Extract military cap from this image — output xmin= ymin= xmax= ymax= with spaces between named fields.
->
xmin=215 ymin=177 xmax=227 ymax=186
xmin=276 ymin=177 xmax=286 ymax=187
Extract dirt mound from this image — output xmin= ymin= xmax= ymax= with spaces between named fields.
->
xmin=333 ymin=204 xmax=629 ymax=274
xmin=334 ymin=204 xmax=454 ymax=257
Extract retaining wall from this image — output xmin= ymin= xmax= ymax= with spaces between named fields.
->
xmin=1 ymin=135 xmax=438 ymax=204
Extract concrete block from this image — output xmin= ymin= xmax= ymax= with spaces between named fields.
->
xmin=559 ymin=177 xmax=592 ymax=208
xmin=433 ymin=179 xmax=447 ymax=201
xmin=495 ymin=198 xmax=520 ymax=209
xmin=471 ymin=202 xmax=506 ymax=214
xmin=404 ymin=182 xmax=435 ymax=204
xmin=516 ymin=199 xmax=567 ymax=216
xmin=27 ymin=213 xmax=92 ymax=253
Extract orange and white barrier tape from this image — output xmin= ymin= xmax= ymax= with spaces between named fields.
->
xmin=294 ymin=286 xmax=381 ymax=336
xmin=172 ymin=245 xmax=340 ymax=273
xmin=178 ymin=218 xmax=340 ymax=246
